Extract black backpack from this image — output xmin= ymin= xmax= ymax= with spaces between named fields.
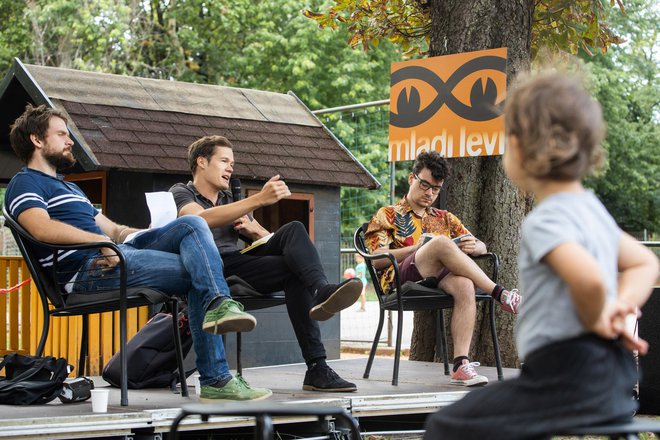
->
xmin=102 ymin=309 xmax=195 ymax=390
xmin=0 ymin=354 xmax=70 ymax=405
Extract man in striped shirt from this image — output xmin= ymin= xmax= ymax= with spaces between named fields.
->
xmin=3 ymin=104 xmax=271 ymax=402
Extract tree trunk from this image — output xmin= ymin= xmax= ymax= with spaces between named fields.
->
xmin=409 ymin=0 xmax=534 ymax=367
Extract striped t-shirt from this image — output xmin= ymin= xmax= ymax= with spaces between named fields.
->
xmin=4 ymin=167 xmax=101 ymax=285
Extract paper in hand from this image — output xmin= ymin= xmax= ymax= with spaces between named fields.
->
xmin=145 ymin=192 xmax=177 ymax=228
xmin=123 ymin=192 xmax=178 ymax=243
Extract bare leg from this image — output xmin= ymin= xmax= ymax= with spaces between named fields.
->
xmin=415 ymin=236 xmax=496 ymax=293
xmin=439 ymin=274 xmax=476 ymax=357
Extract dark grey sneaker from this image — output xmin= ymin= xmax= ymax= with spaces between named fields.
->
xmin=303 ymin=364 xmax=357 ymax=392
xmin=309 ymin=278 xmax=362 ymax=321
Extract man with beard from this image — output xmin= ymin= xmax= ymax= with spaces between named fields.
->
xmin=3 ymin=104 xmax=272 ymax=402
xmin=365 ymin=151 xmax=521 ymax=386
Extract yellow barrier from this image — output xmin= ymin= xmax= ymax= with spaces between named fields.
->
xmin=1 ymin=256 xmax=150 ymax=376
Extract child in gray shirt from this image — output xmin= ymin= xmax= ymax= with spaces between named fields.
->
xmin=424 ymin=71 xmax=659 ymax=439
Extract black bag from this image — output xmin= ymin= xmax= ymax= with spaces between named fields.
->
xmin=102 ymin=309 xmax=195 ymax=390
xmin=0 ymin=354 xmax=70 ymax=405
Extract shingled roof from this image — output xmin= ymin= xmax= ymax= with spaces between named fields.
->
xmin=0 ymin=59 xmax=379 ymax=189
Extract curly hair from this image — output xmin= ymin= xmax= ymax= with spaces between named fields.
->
xmin=188 ymin=135 xmax=233 ymax=174
xmin=411 ymin=151 xmax=450 ymax=181
xmin=9 ymin=104 xmax=68 ymax=164
xmin=504 ymin=72 xmax=605 ymax=180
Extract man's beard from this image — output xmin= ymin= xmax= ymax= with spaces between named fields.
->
xmin=43 ymin=149 xmax=76 ymax=170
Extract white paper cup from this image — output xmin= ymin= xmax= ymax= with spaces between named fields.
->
xmin=193 ymin=374 xmax=201 ymax=396
xmin=90 ymin=389 xmax=109 ymax=413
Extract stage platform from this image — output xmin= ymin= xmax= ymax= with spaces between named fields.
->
xmin=0 ymin=357 xmax=519 ymax=439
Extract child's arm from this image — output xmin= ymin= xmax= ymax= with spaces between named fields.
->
xmin=544 ymin=242 xmax=607 ymax=329
xmin=616 ymin=232 xmax=658 ymax=309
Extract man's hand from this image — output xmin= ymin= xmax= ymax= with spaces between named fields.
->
xmin=94 ymin=245 xmax=120 ymax=269
xmin=455 ymin=235 xmax=477 ymax=255
xmin=234 ymin=215 xmax=269 ymax=241
xmin=257 ymin=175 xmax=291 ymax=207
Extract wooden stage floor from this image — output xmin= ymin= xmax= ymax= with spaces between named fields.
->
xmin=0 ymin=357 xmax=519 ymax=439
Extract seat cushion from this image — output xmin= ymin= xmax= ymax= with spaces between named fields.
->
xmin=61 ymin=287 xmax=170 ymax=314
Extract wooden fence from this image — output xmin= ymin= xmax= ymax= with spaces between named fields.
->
xmin=1 ymin=256 xmax=150 ymax=376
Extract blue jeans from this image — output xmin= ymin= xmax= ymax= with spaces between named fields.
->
xmin=72 ymin=216 xmax=231 ymax=385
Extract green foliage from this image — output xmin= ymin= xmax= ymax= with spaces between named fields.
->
xmin=583 ymin=0 xmax=659 ymax=235
xmin=304 ymin=0 xmax=626 ymax=59
xmin=0 ymin=1 xmax=401 ymax=110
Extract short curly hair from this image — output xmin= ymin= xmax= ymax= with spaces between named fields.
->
xmin=504 ymin=72 xmax=605 ymax=180
xmin=411 ymin=151 xmax=450 ymax=181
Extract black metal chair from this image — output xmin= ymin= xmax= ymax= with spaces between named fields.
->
xmin=2 ymin=206 xmax=188 ymax=406
xmin=354 ymin=223 xmax=503 ymax=386
xmin=226 ymin=275 xmax=286 ymax=376
xmin=169 ymin=402 xmax=361 ymax=440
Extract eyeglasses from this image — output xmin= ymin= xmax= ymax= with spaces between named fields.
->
xmin=413 ymin=173 xmax=443 ymax=193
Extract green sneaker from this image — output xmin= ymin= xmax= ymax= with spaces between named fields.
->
xmin=203 ymin=298 xmax=256 ymax=334
xmin=200 ymin=375 xmax=272 ymax=402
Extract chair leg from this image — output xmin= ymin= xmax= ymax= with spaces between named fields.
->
xmin=488 ymin=299 xmax=503 ymax=380
xmin=78 ymin=315 xmax=88 ymax=377
xmin=170 ymin=300 xmax=189 ymax=397
xmin=119 ymin=298 xmax=128 ymax=406
xmin=36 ymin=304 xmax=51 ymax=357
xmin=392 ymin=310 xmax=404 ymax=386
xmin=237 ymin=332 xmax=242 ymax=376
xmin=436 ymin=311 xmax=449 ymax=376
xmin=364 ymin=310 xmax=385 ymax=379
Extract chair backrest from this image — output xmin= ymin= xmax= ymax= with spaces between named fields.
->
xmin=2 ymin=205 xmax=66 ymax=308
xmin=353 ymin=223 xmax=389 ymax=305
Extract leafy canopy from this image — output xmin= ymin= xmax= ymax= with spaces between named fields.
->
xmin=304 ymin=0 xmax=626 ymax=58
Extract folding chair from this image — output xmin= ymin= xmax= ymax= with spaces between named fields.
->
xmin=354 ymin=223 xmax=503 ymax=385
xmin=3 ymin=206 xmax=188 ymax=406
xmin=226 ymin=275 xmax=286 ymax=376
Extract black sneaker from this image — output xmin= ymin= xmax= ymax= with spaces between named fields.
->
xmin=303 ymin=364 xmax=357 ymax=392
xmin=309 ymin=278 xmax=362 ymax=321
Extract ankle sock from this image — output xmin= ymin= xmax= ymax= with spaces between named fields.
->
xmin=491 ymin=285 xmax=505 ymax=302
xmin=206 ymin=296 xmax=226 ymax=311
xmin=453 ymin=356 xmax=468 ymax=372
xmin=209 ymin=376 xmax=232 ymax=388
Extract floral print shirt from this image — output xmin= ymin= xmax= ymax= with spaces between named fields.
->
xmin=365 ymin=197 xmax=470 ymax=292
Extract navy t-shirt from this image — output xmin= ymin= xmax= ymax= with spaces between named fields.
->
xmin=4 ymin=167 xmax=102 ymax=284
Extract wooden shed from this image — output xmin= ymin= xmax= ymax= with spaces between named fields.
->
xmin=0 ymin=58 xmax=379 ymax=368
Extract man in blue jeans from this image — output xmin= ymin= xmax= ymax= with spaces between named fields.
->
xmin=4 ymin=104 xmax=270 ymax=402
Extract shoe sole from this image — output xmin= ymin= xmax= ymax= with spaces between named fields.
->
xmin=309 ymin=279 xmax=363 ymax=321
xmin=202 ymin=315 xmax=257 ymax=335
xmin=450 ymin=377 xmax=489 ymax=387
xmin=302 ymin=384 xmax=357 ymax=392
xmin=199 ymin=389 xmax=273 ymax=402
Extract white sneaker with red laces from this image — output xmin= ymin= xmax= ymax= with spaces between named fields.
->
xmin=450 ymin=359 xmax=489 ymax=387
xmin=499 ymin=289 xmax=521 ymax=314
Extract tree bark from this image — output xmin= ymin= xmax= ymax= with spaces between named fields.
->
xmin=409 ymin=0 xmax=534 ymax=367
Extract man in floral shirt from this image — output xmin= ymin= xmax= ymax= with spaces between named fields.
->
xmin=365 ymin=152 xmax=520 ymax=386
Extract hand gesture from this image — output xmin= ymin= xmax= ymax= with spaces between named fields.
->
xmin=259 ymin=175 xmax=291 ymax=206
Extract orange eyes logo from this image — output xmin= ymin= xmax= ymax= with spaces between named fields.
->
xmin=390 ymin=55 xmax=507 ymax=128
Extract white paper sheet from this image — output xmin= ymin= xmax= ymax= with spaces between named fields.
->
xmin=123 ymin=192 xmax=177 ymax=243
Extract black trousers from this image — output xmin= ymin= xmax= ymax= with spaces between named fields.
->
xmin=222 ymin=221 xmax=329 ymax=363
xmin=423 ymin=334 xmax=638 ymax=440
